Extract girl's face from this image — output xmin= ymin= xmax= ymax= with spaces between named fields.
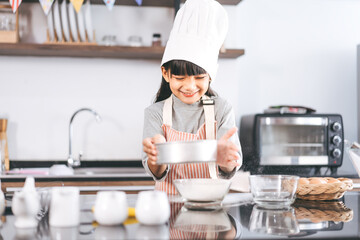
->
xmin=162 ymin=67 xmax=210 ymax=104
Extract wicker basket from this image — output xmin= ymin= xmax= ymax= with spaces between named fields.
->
xmin=294 ymin=199 xmax=353 ymax=223
xmin=296 ymin=177 xmax=353 ymax=200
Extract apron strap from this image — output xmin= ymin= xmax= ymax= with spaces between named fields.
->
xmin=163 ymin=95 xmax=173 ymax=127
xmin=202 ymin=95 xmax=218 ymax=179
xmin=202 ymin=96 xmax=215 ymax=140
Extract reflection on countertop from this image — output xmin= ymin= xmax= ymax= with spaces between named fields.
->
xmin=0 ymin=192 xmax=359 ymax=239
xmin=239 ymin=192 xmax=358 ymax=239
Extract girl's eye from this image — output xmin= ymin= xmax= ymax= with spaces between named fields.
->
xmin=174 ymin=76 xmax=185 ymax=80
xmin=195 ymin=75 xmax=207 ymax=80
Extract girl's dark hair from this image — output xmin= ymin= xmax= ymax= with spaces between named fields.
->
xmin=154 ymin=60 xmax=217 ymax=103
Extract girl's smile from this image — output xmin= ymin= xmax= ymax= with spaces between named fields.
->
xmin=180 ymin=90 xmax=199 ymax=98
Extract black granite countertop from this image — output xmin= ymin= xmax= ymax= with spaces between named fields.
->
xmin=0 ymin=192 xmax=359 ymax=239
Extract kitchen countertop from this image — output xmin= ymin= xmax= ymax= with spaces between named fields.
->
xmin=2 ymin=154 xmax=359 ymax=194
xmin=0 ymin=191 xmax=359 ymax=239
xmin=2 ymin=154 xmax=360 ymax=194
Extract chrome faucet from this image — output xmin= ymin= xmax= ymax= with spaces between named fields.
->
xmin=67 ymin=108 xmax=102 ymax=167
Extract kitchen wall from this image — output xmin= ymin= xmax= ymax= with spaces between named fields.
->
xmin=358 ymin=46 xmax=360 ymax=144
xmin=0 ymin=0 xmax=359 ymax=172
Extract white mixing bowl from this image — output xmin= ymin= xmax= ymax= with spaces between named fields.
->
xmin=174 ymin=178 xmax=231 ymax=202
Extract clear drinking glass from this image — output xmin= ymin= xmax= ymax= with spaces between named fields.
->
xmin=128 ymin=35 xmax=142 ymax=47
xmin=249 ymin=175 xmax=299 ymax=209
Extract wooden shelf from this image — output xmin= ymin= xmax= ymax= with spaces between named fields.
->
xmin=0 ymin=0 xmax=241 ymax=6
xmin=0 ymin=43 xmax=245 ymax=59
xmin=89 ymin=0 xmax=242 ymax=7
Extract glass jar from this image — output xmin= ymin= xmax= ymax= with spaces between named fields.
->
xmin=102 ymin=35 xmax=117 ymax=46
xmin=152 ymin=33 xmax=161 ymax=47
xmin=128 ymin=35 xmax=143 ymax=47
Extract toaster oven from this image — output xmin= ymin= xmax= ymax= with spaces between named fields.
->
xmin=240 ymin=114 xmax=344 ymax=173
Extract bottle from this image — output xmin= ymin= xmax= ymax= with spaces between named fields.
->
xmin=0 ymin=119 xmax=8 ymax=173
xmin=152 ymin=33 xmax=162 ymax=47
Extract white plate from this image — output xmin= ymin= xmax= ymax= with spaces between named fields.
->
xmin=68 ymin=1 xmax=78 ymax=42
xmin=60 ymin=0 xmax=70 ymax=41
xmin=53 ymin=0 xmax=62 ymax=41
xmin=84 ymin=0 xmax=93 ymax=42
xmin=47 ymin=7 xmax=55 ymax=42
xmin=77 ymin=6 xmax=86 ymax=42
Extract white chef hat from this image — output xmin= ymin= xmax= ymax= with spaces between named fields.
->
xmin=161 ymin=0 xmax=228 ymax=80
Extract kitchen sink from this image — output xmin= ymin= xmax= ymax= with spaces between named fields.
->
xmin=1 ymin=164 xmax=154 ymax=194
xmin=73 ymin=167 xmax=147 ymax=176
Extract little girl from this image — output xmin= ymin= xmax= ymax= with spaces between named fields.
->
xmin=142 ymin=0 xmax=242 ymax=194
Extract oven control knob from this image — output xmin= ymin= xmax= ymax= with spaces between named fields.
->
xmin=332 ymin=122 xmax=342 ymax=132
xmin=332 ymin=135 xmax=342 ymax=146
xmin=332 ymin=148 xmax=341 ymax=158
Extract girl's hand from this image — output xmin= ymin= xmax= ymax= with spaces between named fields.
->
xmin=143 ymin=134 xmax=166 ymax=165
xmin=216 ymin=127 xmax=241 ymax=172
